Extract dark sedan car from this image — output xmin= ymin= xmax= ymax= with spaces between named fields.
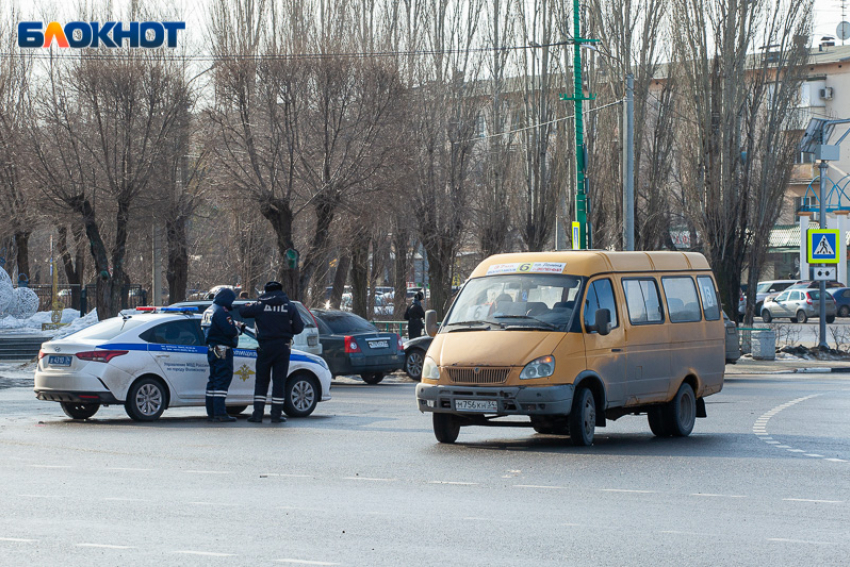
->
xmin=828 ymin=287 xmax=850 ymax=317
xmin=311 ymin=309 xmax=405 ymax=384
xmin=403 ymin=335 xmax=434 ymax=381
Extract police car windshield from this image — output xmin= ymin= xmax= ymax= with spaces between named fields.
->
xmin=441 ymin=274 xmax=583 ymax=333
xmin=66 ymin=317 xmax=148 ymax=340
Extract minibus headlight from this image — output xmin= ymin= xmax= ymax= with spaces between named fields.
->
xmin=422 ymin=356 xmax=441 ymax=380
xmin=520 ymin=355 xmax=555 ymax=380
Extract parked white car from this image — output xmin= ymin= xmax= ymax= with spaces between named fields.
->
xmin=34 ymin=309 xmax=332 ymax=421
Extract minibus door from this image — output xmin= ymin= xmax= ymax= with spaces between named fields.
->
xmin=582 ymin=279 xmax=626 ymax=406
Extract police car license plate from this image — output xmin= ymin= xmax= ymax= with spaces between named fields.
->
xmin=368 ymin=340 xmax=389 ymax=349
xmin=455 ymin=399 xmax=497 ymax=412
xmin=48 ymin=355 xmax=72 ymax=367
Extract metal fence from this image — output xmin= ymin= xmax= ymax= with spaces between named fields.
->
xmin=25 ymin=284 xmax=146 ymax=313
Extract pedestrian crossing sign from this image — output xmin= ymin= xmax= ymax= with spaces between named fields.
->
xmin=807 ymin=229 xmax=840 ymax=264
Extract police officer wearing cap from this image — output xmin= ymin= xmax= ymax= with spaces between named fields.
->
xmin=201 ymin=288 xmax=245 ymax=422
xmin=239 ymin=281 xmax=304 ymax=423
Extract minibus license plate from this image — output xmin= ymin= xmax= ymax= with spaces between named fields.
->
xmin=48 ymin=355 xmax=72 ymax=367
xmin=368 ymin=340 xmax=389 ymax=349
xmin=455 ymin=399 xmax=497 ymax=412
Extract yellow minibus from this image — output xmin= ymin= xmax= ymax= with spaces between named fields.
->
xmin=415 ymin=251 xmax=725 ymax=445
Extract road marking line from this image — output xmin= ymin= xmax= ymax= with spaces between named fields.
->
xmin=0 ymin=538 xmax=36 ymax=543
xmin=765 ymin=441 xmax=780 ymax=444
xmin=186 ymin=501 xmax=240 ymax=507
xmin=775 ymin=445 xmax=791 ymax=448
xmin=825 ymin=458 xmax=848 ymax=463
xmin=103 ymin=497 xmax=152 ymax=503
xmin=18 ymin=494 xmax=61 ymax=499
xmin=428 ymin=481 xmax=478 ymax=485
xmin=804 ymin=454 xmax=824 ymax=458
xmin=106 ymin=467 xmax=152 ymax=472
xmin=783 ymin=498 xmax=843 ymax=504
xmin=76 ymin=543 xmax=134 ymax=549
xmin=27 ymin=465 xmax=71 ymax=469
xmin=599 ymin=489 xmax=655 ymax=494
xmin=513 ymin=485 xmax=566 ymax=490
xmin=342 ymin=477 xmax=396 ymax=482
xmin=787 ymin=449 xmax=806 ymax=453
xmin=767 ymin=538 xmax=834 ymax=546
xmin=690 ymin=493 xmax=746 ymax=498
xmin=184 ymin=470 xmax=231 ymax=475
xmin=276 ymin=560 xmax=340 ymax=566
xmin=173 ymin=550 xmax=235 ymax=557
xmin=659 ymin=531 xmax=718 ymax=536
xmin=260 ymin=473 xmax=311 ymax=478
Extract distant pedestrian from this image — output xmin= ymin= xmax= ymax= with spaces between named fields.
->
xmin=238 ymin=281 xmax=304 ymax=423
xmin=404 ymin=291 xmax=426 ymax=339
xmin=239 ymin=291 xmax=249 ymax=299
xmin=201 ymin=288 xmax=244 ymax=422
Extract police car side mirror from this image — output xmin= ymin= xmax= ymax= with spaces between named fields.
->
xmin=425 ymin=310 xmax=439 ymax=337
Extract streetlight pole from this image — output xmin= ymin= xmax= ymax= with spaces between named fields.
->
xmin=623 ymin=72 xmax=634 ymax=251
xmin=558 ymin=0 xmax=598 ymax=249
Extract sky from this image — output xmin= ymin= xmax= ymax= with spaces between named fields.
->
xmin=815 ymin=0 xmax=850 ymax=39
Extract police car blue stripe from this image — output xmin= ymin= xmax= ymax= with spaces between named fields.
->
xmin=96 ymin=343 xmax=148 ymax=351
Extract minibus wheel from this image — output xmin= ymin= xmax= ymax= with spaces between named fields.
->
xmin=433 ymin=413 xmax=461 ymax=443
xmin=667 ymin=383 xmax=696 ymax=437
xmin=569 ymin=387 xmax=596 ymax=447
xmin=647 ymin=408 xmax=671 ymax=437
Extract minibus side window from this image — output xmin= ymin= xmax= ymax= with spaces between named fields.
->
xmin=662 ymin=276 xmax=703 ymax=323
xmin=696 ymin=276 xmax=721 ymax=320
xmin=622 ymin=279 xmax=664 ymax=324
xmin=584 ymin=279 xmax=619 ymax=332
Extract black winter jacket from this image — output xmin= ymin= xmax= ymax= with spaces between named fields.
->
xmin=238 ymin=290 xmax=304 ymax=343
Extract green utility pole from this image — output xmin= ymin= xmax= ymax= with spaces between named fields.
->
xmin=559 ymin=0 xmax=597 ymax=249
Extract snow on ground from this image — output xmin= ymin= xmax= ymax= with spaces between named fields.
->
xmin=0 ymin=309 xmax=98 ymax=338
xmin=0 ymin=361 xmax=36 ymax=388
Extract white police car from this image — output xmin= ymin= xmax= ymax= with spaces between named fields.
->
xmin=34 ymin=307 xmax=332 ymax=421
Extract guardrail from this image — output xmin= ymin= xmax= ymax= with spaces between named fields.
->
xmin=372 ymin=320 xmax=407 ymax=336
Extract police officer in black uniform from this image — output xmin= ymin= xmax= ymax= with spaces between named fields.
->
xmin=239 ymin=281 xmax=304 ymax=423
xmin=201 ymin=288 xmax=244 ymax=422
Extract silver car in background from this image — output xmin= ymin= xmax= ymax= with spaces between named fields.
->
xmin=760 ymin=288 xmax=836 ymax=324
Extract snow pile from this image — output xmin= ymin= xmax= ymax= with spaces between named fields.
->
xmin=0 ymin=308 xmax=99 ymax=337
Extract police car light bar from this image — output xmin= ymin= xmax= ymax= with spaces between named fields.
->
xmin=134 ymin=306 xmax=198 ymax=313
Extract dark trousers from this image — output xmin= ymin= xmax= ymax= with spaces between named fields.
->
xmin=253 ymin=339 xmax=291 ymax=418
xmin=206 ymin=348 xmax=234 ymax=417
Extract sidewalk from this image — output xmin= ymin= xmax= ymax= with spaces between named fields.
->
xmin=726 ymin=353 xmax=850 ymax=375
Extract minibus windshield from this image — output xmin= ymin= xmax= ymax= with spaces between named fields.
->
xmin=441 ymin=274 xmax=583 ymax=333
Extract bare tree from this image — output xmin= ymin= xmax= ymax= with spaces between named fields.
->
xmin=670 ymin=0 xmax=811 ymax=315
xmin=0 ymin=16 xmax=35 ymax=281
xmin=29 ymin=51 xmax=188 ymax=317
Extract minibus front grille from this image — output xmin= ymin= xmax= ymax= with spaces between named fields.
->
xmin=445 ymin=367 xmax=511 ymax=385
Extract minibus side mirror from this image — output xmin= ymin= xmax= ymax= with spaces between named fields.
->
xmin=425 ymin=310 xmax=439 ymax=337
xmin=588 ymin=308 xmax=611 ymax=336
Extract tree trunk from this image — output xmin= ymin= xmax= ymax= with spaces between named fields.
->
xmin=58 ymin=225 xmax=85 ymax=310
xmin=423 ymin=238 xmax=455 ymax=320
xmin=166 ymin=211 xmax=188 ymax=303
xmin=70 ymin=196 xmax=115 ymax=319
xmin=350 ymin=234 xmax=369 ymax=319
xmin=108 ymin=200 xmax=132 ymax=316
xmin=260 ymin=199 xmax=300 ymax=300
xmin=392 ymin=225 xmax=410 ymax=320
xmin=330 ymin=253 xmax=350 ymax=310
xmin=299 ymin=196 xmax=337 ymax=305
xmin=13 ymin=230 xmax=30 ymax=283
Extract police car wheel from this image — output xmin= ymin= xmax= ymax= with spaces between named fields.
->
xmin=361 ymin=373 xmax=385 ymax=385
xmin=61 ymin=402 xmax=99 ymax=420
xmin=226 ymin=405 xmax=248 ymax=416
xmin=284 ymin=373 xmax=319 ymax=418
xmin=125 ymin=377 xmax=167 ymax=422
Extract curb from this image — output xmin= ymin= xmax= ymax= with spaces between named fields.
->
xmin=795 ymin=366 xmax=850 ymax=374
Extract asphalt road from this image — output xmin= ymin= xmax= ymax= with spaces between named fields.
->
xmin=1 ymin=369 xmax=849 ymax=567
